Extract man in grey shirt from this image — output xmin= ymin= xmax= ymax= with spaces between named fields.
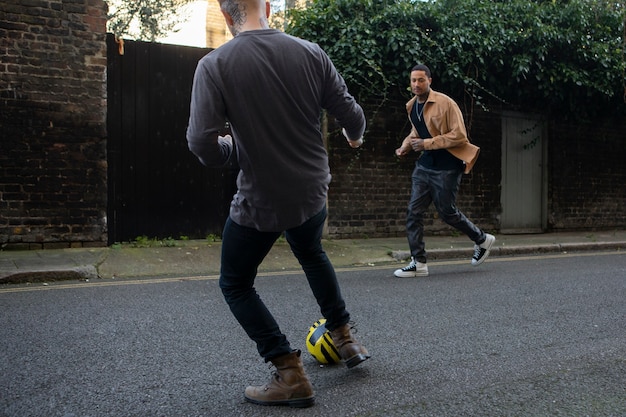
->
xmin=187 ymin=0 xmax=369 ymax=408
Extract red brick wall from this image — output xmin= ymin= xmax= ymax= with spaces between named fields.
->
xmin=0 ymin=0 xmax=108 ymax=249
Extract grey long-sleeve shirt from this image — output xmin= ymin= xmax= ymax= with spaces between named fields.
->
xmin=187 ymin=29 xmax=365 ymax=232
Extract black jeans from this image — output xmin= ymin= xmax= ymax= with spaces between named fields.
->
xmin=219 ymin=207 xmax=350 ymax=361
xmin=406 ymin=164 xmax=485 ymax=263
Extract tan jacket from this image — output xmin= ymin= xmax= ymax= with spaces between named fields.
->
xmin=403 ymin=90 xmax=480 ymax=173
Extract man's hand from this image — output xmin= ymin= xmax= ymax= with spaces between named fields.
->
xmin=342 ymin=128 xmax=363 ymax=148
xmin=410 ymin=138 xmax=425 ymax=152
xmin=395 ymin=143 xmax=411 ymax=157
xmin=395 ymin=134 xmax=423 ymax=157
xmin=218 ymin=134 xmax=233 ymax=147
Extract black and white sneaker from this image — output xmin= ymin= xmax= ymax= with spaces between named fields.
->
xmin=394 ymin=257 xmax=429 ymax=277
xmin=471 ymin=233 xmax=495 ymax=266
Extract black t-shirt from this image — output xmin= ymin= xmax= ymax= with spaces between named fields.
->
xmin=410 ymin=101 xmax=463 ymax=171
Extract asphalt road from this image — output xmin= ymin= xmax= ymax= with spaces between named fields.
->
xmin=1 ymin=252 xmax=625 ymax=417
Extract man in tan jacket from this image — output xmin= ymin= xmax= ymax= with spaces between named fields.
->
xmin=394 ymin=64 xmax=495 ymax=277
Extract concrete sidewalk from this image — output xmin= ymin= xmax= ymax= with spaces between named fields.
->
xmin=1 ymin=230 xmax=626 ymax=284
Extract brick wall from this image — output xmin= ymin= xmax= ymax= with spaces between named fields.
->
xmin=327 ymin=98 xmax=413 ymax=238
xmin=326 ymin=96 xmax=501 ymax=239
xmin=0 ymin=0 xmax=108 ymax=249
xmin=1 ymin=1 xmax=624 ymax=248
xmin=327 ymin=95 xmax=626 ymax=239
xmin=547 ymin=117 xmax=626 ymax=230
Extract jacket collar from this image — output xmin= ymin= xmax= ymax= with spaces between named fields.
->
xmin=405 ymin=89 xmax=435 ymax=112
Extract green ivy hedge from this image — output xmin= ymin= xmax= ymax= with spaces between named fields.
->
xmin=285 ymin=0 xmax=626 ymax=120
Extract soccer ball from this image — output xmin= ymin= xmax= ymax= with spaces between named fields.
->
xmin=306 ymin=318 xmax=340 ymax=364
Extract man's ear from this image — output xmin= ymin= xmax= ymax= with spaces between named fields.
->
xmin=221 ymin=10 xmax=234 ymax=27
xmin=265 ymin=1 xmax=270 ymax=18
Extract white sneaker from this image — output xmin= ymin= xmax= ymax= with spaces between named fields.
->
xmin=394 ymin=257 xmax=429 ymax=277
xmin=471 ymin=233 xmax=495 ymax=266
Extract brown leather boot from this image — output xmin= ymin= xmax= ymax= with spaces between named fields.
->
xmin=244 ymin=350 xmax=314 ymax=408
xmin=330 ymin=323 xmax=370 ymax=368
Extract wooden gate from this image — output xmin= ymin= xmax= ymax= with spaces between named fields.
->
xmin=500 ymin=112 xmax=547 ymax=233
xmin=106 ymin=35 xmax=237 ymax=244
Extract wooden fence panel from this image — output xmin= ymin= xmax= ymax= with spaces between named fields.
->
xmin=106 ymin=35 xmax=237 ymax=244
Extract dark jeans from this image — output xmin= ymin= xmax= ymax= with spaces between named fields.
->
xmin=219 ymin=207 xmax=350 ymax=361
xmin=407 ymin=164 xmax=485 ymax=263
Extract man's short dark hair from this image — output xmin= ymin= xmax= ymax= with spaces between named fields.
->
xmin=411 ymin=64 xmax=431 ymax=78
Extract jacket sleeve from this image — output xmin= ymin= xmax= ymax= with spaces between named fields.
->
xmin=422 ymin=96 xmax=469 ymax=150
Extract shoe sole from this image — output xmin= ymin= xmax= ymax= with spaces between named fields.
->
xmin=472 ymin=235 xmax=495 ymax=266
xmin=244 ymin=395 xmax=315 ymax=408
xmin=394 ymin=270 xmax=429 ymax=277
xmin=345 ymin=353 xmax=371 ymax=369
